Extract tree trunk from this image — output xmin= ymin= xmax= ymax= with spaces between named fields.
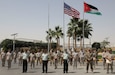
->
xmin=73 ymin=37 xmax=74 ymax=49
xmin=49 ymin=39 xmax=52 ymax=51
xmin=58 ymin=38 xmax=60 ymax=49
xmin=68 ymin=37 xmax=70 ymax=49
xmin=80 ymin=39 xmax=82 ymax=50
xmin=75 ymin=35 xmax=77 ymax=49
xmin=56 ymin=38 xmax=59 ymax=49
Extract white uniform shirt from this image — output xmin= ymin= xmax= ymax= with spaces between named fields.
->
xmin=63 ymin=52 xmax=69 ymax=60
xmin=22 ymin=52 xmax=28 ymax=60
xmin=42 ymin=53 xmax=48 ymax=61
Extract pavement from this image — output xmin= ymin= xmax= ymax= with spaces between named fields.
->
xmin=0 ymin=61 xmax=115 ymax=75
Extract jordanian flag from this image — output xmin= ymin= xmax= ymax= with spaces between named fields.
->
xmin=84 ymin=2 xmax=102 ymax=15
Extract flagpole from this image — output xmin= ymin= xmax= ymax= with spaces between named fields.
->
xmin=82 ymin=1 xmax=85 ymax=51
xmin=63 ymin=0 xmax=65 ymax=51
xmin=48 ymin=0 xmax=50 ymax=53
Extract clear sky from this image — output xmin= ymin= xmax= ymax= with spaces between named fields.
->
xmin=0 ymin=0 xmax=115 ymax=47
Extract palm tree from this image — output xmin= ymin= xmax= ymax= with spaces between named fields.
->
xmin=67 ymin=27 xmax=73 ymax=49
xmin=68 ymin=18 xmax=79 ymax=49
xmin=77 ymin=19 xmax=93 ymax=49
xmin=46 ymin=28 xmax=55 ymax=50
xmin=54 ymin=26 xmax=63 ymax=49
xmin=84 ymin=20 xmax=93 ymax=38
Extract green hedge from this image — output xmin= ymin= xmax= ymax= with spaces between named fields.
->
xmin=112 ymin=51 xmax=115 ymax=54
xmin=98 ymin=55 xmax=102 ymax=59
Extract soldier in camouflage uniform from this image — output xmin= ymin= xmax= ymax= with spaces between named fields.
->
xmin=1 ymin=50 xmax=6 ymax=67
xmin=85 ymin=49 xmax=93 ymax=73
xmin=105 ymin=49 xmax=113 ymax=74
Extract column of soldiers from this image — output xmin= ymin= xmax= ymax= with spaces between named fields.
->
xmin=0 ymin=48 xmax=114 ymax=74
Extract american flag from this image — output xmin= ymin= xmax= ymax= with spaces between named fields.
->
xmin=64 ymin=3 xmax=80 ymax=18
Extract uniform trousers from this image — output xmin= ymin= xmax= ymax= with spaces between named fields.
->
xmin=23 ymin=59 xmax=28 ymax=73
xmin=86 ymin=60 xmax=93 ymax=72
xmin=106 ymin=62 xmax=113 ymax=73
xmin=63 ymin=59 xmax=68 ymax=73
xmin=7 ymin=59 xmax=12 ymax=69
xmin=103 ymin=58 xmax=106 ymax=68
xmin=2 ymin=58 xmax=5 ymax=67
xmin=42 ymin=60 xmax=48 ymax=73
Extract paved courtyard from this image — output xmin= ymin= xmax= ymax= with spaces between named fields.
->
xmin=0 ymin=61 xmax=115 ymax=75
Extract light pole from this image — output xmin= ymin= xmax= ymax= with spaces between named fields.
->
xmin=11 ymin=33 xmax=18 ymax=52
xmin=47 ymin=0 xmax=50 ymax=53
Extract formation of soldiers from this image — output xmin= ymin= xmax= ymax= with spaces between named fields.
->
xmin=0 ymin=48 xmax=114 ymax=73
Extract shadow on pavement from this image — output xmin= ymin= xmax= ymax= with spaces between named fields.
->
xmin=93 ymin=72 xmax=101 ymax=73
xmin=94 ymin=68 xmax=101 ymax=70
xmin=68 ymin=71 xmax=76 ymax=73
xmin=112 ymin=72 xmax=115 ymax=74
xmin=27 ymin=71 xmax=37 ymax=73
xmin=47 ymin=71 xmax=56 ymax=73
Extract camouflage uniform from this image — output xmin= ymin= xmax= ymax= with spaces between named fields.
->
xmin=85 ymin=50 xmax=93 ymax=73
xmin=105 ymin=51 xmax=113 ymax=73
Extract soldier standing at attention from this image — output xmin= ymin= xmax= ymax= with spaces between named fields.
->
xmin=41 ymin=49 xmax=49 ymax=73
xmin=102 ymin=49 xmax=107 ymax=69
xmin=29 ymin=51 xmax=36 ymax=69
xmin=22 ymin=49 xmax=28 ymax=73
xmin=17 ymin=50 xmax=23 ymax=66
xmin=62 ymin=49 xmax=69 ymax=73
xmin=85 ymin=49 xmax=93 ymax=73
xmin=72 ymin=50 xmax=78 ymax=69
xmin=1 ymin=50 xmax=6 ymax=67
xmin=6 ymin=50 xmax=12 ymax=69
xmin=79 ymin=49 xmax=85 ymax=66
xmin=36 ymin=49 xmax=41 ymax=66
xmin=92 ymin=49 xmax=97 ymax=69
xmin=54 ymin=50 xmax=58 ymax=69
xmin=105 ymin=49 xmax=113 ymax=74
